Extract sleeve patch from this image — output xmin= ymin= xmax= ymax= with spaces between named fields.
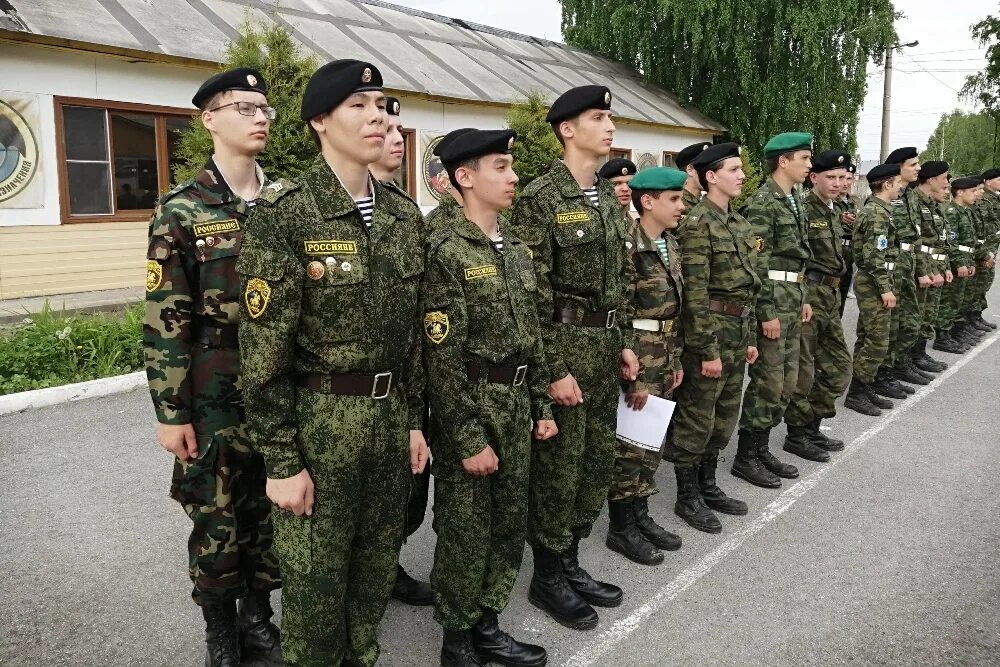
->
xmin=244 ymin=278 xmax=272 ymax=319
xmin=877 ymin=235 xmax=888 ymax=250
xmin=424 ymin=311 xmax=450 ymax=344
xmin=145 ymin=260 xmax=163 ymax=292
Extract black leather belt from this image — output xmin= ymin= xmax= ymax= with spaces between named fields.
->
xmin=804 ymin=270 xmax=841 ymax=289
xmin=193 ymin=323 xmax=239 ymax=349
xmin=554 ymin=306 xmax=617 ymax=328
xmin=708 ymin=300 xmax=751 ymax=317
xmin=295 ymin=369 xmax=396 ymax=399
xmin=466 ymin=361 xmax=528 ymax=386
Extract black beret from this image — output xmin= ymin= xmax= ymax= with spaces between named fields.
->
xmin=546 ymin=85 xmax=612 ymax=123
xmin=676 ymin=142 xmax=712 ymax=170
xmin=690 ymin=142 xmax=741 ymax=171
xmin=847 ymin=163 xmax=857 ymax=174
xmin=598 ymin=158 xmax=637 ymax=180
xmin=193 ymin=68 xmax=267 ymax=109
xmin=918 ymin=160 xmax=949 ymax=180
xmin=433 ymin=128 xmax=476 ymax=158
xmin=437 ymin=129 xmax=516 ymax=167
xmin=866 ymin=163 xmax=900 ymax=185
xmin=386 ymin=96 xmax=401 ymax=117
xmin=885 ymin=147 xmax=918 ymax=164
xmin=952 ymin=176 xmax=983 ymax=192
xmin=811 ymin=150 xmax=851 ymax=173
xmin=981 ymin=168 xmax=1000 ymax=180
xmin=301 ymin=59 xmax=383 ymax=121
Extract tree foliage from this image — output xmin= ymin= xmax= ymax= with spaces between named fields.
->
xmin=961 ymin=8 xmax=1000 ymax=119
xmin=920 ymin=111 xmax=999 ymax=176
xmin=505 ymin=93 xmax=564 ymax=192
xmin=171 ymin=18 xmax=318 ymax=185
xmin=559 ymin=0 xmax=896 ymax=161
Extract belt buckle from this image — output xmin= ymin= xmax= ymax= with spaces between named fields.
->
xmin=740 ymin=304 xmax=751 ymax=318
xmin=605 ymin=309 xmax=617 ymax=328
xmin=513 ymin=364 xmax=528 ymax=387
xmin=371 ymin=371 xmax=392 ymax=400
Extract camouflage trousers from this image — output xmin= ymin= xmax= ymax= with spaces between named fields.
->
xmin=917 ymin=281 xmax=944 ymax=341
xmin=404 ymin=467 xmax=431 ymax=539
xmin=839 ymin=243 xmax=854 ymax=316
xmin=430 ymin=384 xmax=532 ymax=630
xmin=785 ymin=282 xmax=851 ymax=425
xmin=666 ymin=312 xmax=750 ymax=468
xmin=171 ymin=423 xmax=281 ymax=606
xmin=272 ymin=387 xmax=410 ymax=667
xmin=852 ymin=272 xmax=892 ymax=384
xmin=966 ymin=264 xmax=996 ymax=313
xmin=739 ymin=282 xmax=804 ymax=431
xmin=529 ymin=326 xmax=620 ymax=553
xmin=936 ymin=275 xmax=969 ymax=329
xmin=887 ymin=253 xmax=921 ymax=369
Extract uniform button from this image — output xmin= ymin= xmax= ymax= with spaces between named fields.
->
xmin=576 ymin=229 xmax=584 ymax=237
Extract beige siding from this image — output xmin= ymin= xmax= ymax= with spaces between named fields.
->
xmin=0 ymin=221 xmax=146 ymax=299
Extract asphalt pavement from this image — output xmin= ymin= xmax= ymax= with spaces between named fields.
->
xmin=1 ymin=294 xmax=999 ymax=666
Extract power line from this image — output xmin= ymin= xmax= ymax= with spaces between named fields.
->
xmin=899 ymin=52 xmax=960 ymax=93
xmin=906 ymin=47 xmax=987 ymax=56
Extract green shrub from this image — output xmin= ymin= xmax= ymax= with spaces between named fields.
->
xmin=0 ymin=303 xmax=144 ymax=396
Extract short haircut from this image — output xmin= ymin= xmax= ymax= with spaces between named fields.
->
xmin=199 ymin=90 xmax=229 ymax=112
xmin=631 ymin=188 xmax=663 ymax=213
xmin=951 ymin=182 xmax=968 ymax=197
xmin=696 ymin=159 xmax=728 ymax=191
xmin=446 ymin=157 xmax=482 ymax=193
xmin=871 ymin=177 xmax=895 ymax=194
xmin=550 ymin=121 xmax=566 ymax=147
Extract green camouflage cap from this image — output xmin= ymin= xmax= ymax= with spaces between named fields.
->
xmin=628 ymin=166 xmax=687 ymax=191
xmin=763 ymin=132 xmax=814 ymax=159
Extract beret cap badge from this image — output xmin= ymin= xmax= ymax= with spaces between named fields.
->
xmin=604 ymin=91 xmax=611 ymax=104
xmin=246 ymin=74 xmax=257 ymax=86
xmin=362 ymin=67 xmax=372 ymax=83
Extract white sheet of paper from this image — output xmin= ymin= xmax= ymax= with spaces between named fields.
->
xmin=616 ymin=390 xmax=676 ymax=451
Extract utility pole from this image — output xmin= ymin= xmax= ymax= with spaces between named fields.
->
xmin=879 ymin=40 xmax=919 ymax=162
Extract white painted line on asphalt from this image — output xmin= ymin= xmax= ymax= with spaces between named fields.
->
xmin=0 ymin=371 xmax=145 ymax=417
xmin=562 ymin=331 xmax=1000 ymax=667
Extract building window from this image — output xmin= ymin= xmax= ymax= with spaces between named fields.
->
xmin=662 ymin=151 xmax=678 ymax=168
xmin=394 ymin=128 xmax=417 ymax=198
xmin=609 ymin=147 xmax=632 ymax=161
xmin=55 ymin=97 xmax=194 ymax=223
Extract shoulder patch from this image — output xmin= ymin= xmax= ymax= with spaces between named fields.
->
xmin=158 ymin=180 xmax=194 ymax=206
xmin=259 ymin=179 xmax=300 ymax=205
xmin=380 ymin=179 xmax=418 ymax=208
xmin=424 ymin=311 xmax=450 ymax=344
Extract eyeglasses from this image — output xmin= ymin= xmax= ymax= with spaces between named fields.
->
xmin=208 ymin=101 xmax=277 ymax=120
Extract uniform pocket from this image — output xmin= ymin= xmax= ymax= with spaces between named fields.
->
xmin=270 ymin=506 xmax=313 ymax=575
xmin=169 ymin=434 xmax=219 ymax=507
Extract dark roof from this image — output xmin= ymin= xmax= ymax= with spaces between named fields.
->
xmin=2 ymin=0 xmax=724 ymax=133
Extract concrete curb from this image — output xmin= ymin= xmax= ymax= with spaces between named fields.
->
xmin=0 ymin=371 xmax=145 ymax=417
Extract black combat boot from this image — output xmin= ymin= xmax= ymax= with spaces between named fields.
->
xmin=881 ymin=367 xmax=915 ymax=394
xmin=730 ymin=430 xmax=782 ymax=488
xmin=911 ymin=340 xmax=947 ymax=372
xmin=865 ymin=382 xmax=894 ymax=409
xmin=933 ymin=328 xmax=965 ymax=354
xmin=238 ymin=591 xmax=283 ymax=665
xmin=606 ymin=500 xmax=664 ymax=566
xmin=527 ymin=545 xmax=598 ymax=630
xmin=893 ymin=362 xmax=930 ymax=386
xmin=755 ymin=429 xmax=800 ymax=479
xmin=782 ymin=424 xmax=830 ymax=462
xmin=697 ymin=456 xmax=748 ymax=515
xmin=441 ymin=629 xmax=485 ymax=667
xmin=963 ymin=314 xmax=988 ymax=336
xmin=968 ymin=311 xmax=993 ymax=332
xmin=871 ymin=369 xmax=908 ymax=399
xmin=951 ymin=323 xmax=978 ymax=346
xmin=561 ymin=530 xmax=623 ymax=608
xmin=203 ymin=602 xmax=241 ymax=667
xmin=976 ymin=311 xmax=997 ymax=330
xmin=632 ymin=496 xmax=681 ymax=551
xmin=674 ymin=466 xmax=722 ymax=533
xmin=472 ymin=609 xmax=547 ymax=667
xmin=805 ymin=417 xmax=844 ymax=452
xmin=392 ymin=564 xmax=434 ymax=606
xmin=844 ymin=378 xmax=881 ymax=416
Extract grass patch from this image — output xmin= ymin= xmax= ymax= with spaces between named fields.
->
xmin=0 ymin=302 xmax=143 ymax=396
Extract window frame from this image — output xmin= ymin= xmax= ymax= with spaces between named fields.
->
xmin=54 ymin=96 xmax=195 ymax=224
xmin=662 ymin=151 xmax=678 ymax=168
xmin=399 ymin=127 xmax=417 ymax=198
xmin=609 ymin=147 xmax=633 ymax=161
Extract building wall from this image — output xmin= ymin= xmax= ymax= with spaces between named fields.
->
xmin=0 ymin=41 xmax=715 ymax=299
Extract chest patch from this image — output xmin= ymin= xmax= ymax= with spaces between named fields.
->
xmin=304 ymin=240 xmax=358 ymax=255
xmin=464 ymin=265 xmax=498 ymax=281
xmin=808 ymin=221 xmax=829 ymax=229
xmin=556 ymin=211 xmax=589 ymax=224
xmin=193 ymin=220 xmax=240 ymax=237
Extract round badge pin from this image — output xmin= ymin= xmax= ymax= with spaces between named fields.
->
xmin=307 ymin=261 xmax=325 ymax=280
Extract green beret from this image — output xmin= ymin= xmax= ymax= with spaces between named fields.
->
xmin=546 ymin=85 xmax=612 ymax=123
xmin=193 ymin=68 xmax=267 ymax=109
xmin=763 ymin=132 xmax=814 ymax=159
xmin=301 ymin=59 xmax=383 ymax=120
xmin=628 ymin=167 xmax=687 ymax=192
xmin=437 ymin=129 xmax=516 ymax=167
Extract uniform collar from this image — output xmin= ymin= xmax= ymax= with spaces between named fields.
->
xmin=550 ymin=159 xmax=598 ymax=202
xmin=302 ymin=155 xmax=375 ymax=220
xmin=453 ymin=213 xmax=498 ymax=245
xmin=198 ymin=156 xmax=265 ymax=206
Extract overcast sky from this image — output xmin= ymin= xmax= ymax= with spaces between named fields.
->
xmin=388 ymin=0 xmax=990 ymax=161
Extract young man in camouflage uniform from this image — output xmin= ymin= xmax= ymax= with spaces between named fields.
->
xmin=735 ymin=132 xmax=814 ymax=485
xmin=599 ymin=157 xmax=637 ymax=222
xmin=605 ymin=167 xmax=687 ymax=566
xmin=909 ymin=161 xmax=958 ymax=361
xmin=425 ymin=129 xmax=475 ymax=233
xmin=843 ymin=163 xmax=901 ymax=416
xmin=675 ymin=142 xmax=711 ymax=217
xmin=237 ymin=60 xmax=429 ymax=667
xmin=834 ymin=165 xmax=860 ymax=316
xmin=966 ymin=178 xmax=998 ymax=334
xmin=972 ymin=168 xmax=1000 ymax=331
xmin=665 ymin=143 xmax=759 ymax=534
xmin=782 ymin=150 xmax=853 ymax=461
xmin=423 ymin=127 xmax=556 ymax=667
xmin=950 ymin=178 xmax=988 ymax=347
xmin=144 ymin=68 xmax=282 ymax=667
xmin=369 ymin=95 xmax=434 ymax=608
xmin=509 ymin=85 xmax=639 ymax=630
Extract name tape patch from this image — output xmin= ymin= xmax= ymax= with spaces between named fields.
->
xmin=193 ymin=220 xmax=240 ymax=237
xmin=304 ymin=240 xmax=358 ymax=255
xmin=464 ymin=265 xmax=498 ymax=281
xmin=556 ymin=211 xmax=589 ymax=224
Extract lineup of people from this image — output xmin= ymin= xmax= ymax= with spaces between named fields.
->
xmin=144 ymin=61 xmax=1000 ymax=667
